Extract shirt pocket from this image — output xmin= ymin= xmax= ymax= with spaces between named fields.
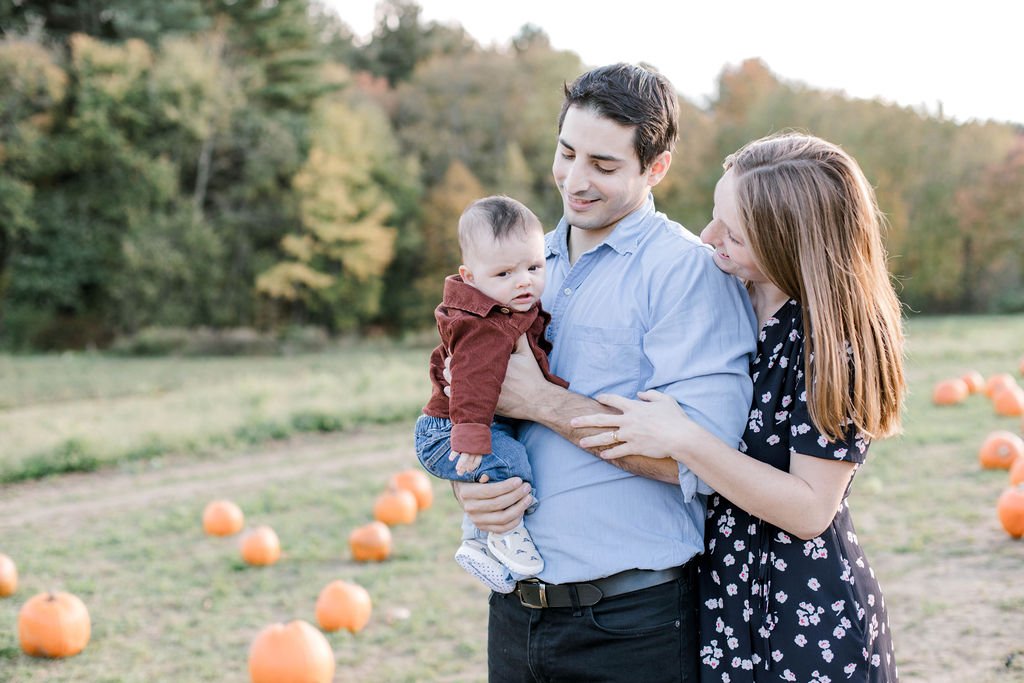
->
xmin=561 ymin=324 xmax=646 ymax=397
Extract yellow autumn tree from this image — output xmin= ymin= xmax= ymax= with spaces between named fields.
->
xmin=413 ymin=159 xmax=484 ymax=308
xmin=257 ymin=84 xmax=398 ymax=332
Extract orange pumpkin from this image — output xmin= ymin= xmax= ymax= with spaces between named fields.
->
xmin=979 ymin=430 xmax=1024 ymax=470
xmin=241 ymin=526 xmax=281 ymax=566
xmin=349 ymin=521 xmax=392 ymax=562
xmin=203 ymin=499 xmax=245 ymax=537
xmin=993 ymin=386 xmax=1024 ymax=417
xmin=390 ymin=469 xmax=434 ymax=510
xmin=0 ymin=553 xmax=17 ymax=597
xmin=248 ymin=620 xmax=335 ymax=683
xmin=373 ymin=488 xmax=418 ymax=526
xmin=1009 ymin=457 xmax=1024 ymax=486
xmin=985 ymin=373 xmax=1019 ymax=398
xmin=18 ymin=591 xmax=91 ymax=658
xmin=997 ymin=484 xmax=1024 ymax=539
xmin=315 ymin=580 xmax=373 ymax=633
xmin=932 ymin=378 xmax=969 ymax=406
xmin=961 ymin=370 xmax=986 ymax=395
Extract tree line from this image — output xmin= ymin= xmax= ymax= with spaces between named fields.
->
xmin=1 ymin=0 xmax=1021 ymax=350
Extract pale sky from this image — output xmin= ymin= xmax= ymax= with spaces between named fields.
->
xmin=330 ymin=0 xmax=1023 ymax=126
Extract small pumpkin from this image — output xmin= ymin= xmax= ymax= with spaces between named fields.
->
xmin=373 ymin=488 xmax=418 ymax=526
xmin=961 ymin=370 xmax=986 ymax=395
xmin=997 ymin=484 xmax=1024 ymax=539
xmin=993 ymin=386 xmax=1024 ymax=417
xmin=248 ymin=620 xmax=335 ymax=683
xmin=349 ymin=521 xmax=392 ymax=562
xmin=203 ymin=499 xmax=245 ymax=537
xmin=390 ymin=469 xmax=434 ymax=510
xmin=0 ymin=553 xmax=17 ymax=597
xmin=979 ymin=430 xmax=1024 ymax=470
xmin=315 ymin=580 xmax=372 ymax=633
xmin=241 ymin=526 xmax=281 ymax=566
xmin=18 ymin=591 xmax=91 ymax=658
xmin=985 ymin=373 xmax=1019 ymax=399
xmin=932 ymin=378 xmax=969 ymax=406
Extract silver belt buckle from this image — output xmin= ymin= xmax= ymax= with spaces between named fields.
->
xmin=517 ymin=580 xmax=548 ymax=609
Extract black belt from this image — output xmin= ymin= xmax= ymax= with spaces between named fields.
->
xmin=515 ymin=563 xmax=690 ymax=609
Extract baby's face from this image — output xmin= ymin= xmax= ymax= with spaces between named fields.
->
xmin=460 ymin=227 xmax=546 ymax=312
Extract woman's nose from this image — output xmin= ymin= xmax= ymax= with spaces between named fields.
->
xmin=699 ymin=221 xmax=719 ymax=245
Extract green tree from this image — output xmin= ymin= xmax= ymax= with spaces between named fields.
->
xmin=0 ymin=0 xmax=209 ymax=45
xmin=0 ymin=37 xmax=67 ymax=315
xmin=3 ymin=34 xmax=188 ymax=348
xmin=353 ymin=0 xmax=475 ymax=87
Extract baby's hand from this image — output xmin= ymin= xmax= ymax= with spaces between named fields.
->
xmin=451 ymin=451 xmax=483 ymax=476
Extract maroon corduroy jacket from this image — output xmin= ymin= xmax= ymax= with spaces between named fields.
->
xmin=422 ymin=275 xmax=568 ymax=455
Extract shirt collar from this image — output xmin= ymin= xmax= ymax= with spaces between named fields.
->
xmin=546 ymin=192 xmax=657 ymax=259
xmin=442 ymin=274 xmax=510 ymax=316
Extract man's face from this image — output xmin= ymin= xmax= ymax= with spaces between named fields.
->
xmin=551 ymin=105 xmax=667 ymax=238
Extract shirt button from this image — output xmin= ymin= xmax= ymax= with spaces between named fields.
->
xmin=500 ymin=307 xmax=510 ymax=314
xmin=563 ymin=288 xmax=572 ymax=295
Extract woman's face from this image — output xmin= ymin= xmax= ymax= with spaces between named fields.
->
xmin=700 ymin=169 xmax=769 ymax=284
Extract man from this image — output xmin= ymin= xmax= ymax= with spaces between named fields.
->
xmin=454 ymin=63 xmax=757 ymax=682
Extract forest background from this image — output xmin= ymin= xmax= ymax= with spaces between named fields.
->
xmin=1 ymin=0 xmax=1023 ymax=352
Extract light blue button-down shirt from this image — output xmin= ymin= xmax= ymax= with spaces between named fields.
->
xmin=522 ymin=194 xmax=757 ymax=584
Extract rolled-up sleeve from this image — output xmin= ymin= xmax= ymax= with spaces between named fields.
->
xmin=642 ymin=246 xmax=757 ymax=498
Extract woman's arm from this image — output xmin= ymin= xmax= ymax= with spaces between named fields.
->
xmin=573 ymin=391 xmax=856 ymax=539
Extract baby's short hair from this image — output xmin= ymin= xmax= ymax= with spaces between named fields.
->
xmin=458 ymin=195 xmax=541 ymax=257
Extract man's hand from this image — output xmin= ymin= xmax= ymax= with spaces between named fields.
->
xmin=495 ymin=334 xmax=550 ymax=420
xmin=452 ymin=477 xmax=534 ymax=533
xmin=444 ymin=333 xmax=556 ymax=421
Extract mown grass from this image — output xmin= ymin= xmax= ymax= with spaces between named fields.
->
xmin=0 ymin=315 xmax=1022 ymax=682
xmin=0 ymin=428 xmax=489 ymax=682
xmin=0 ymin=345 xmax=434 ymax=483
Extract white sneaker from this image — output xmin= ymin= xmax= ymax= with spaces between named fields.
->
xmin=487 ymin=522 xmax=544 ymax=576
xmin=454 ymin=539 xmax=516 ymax=593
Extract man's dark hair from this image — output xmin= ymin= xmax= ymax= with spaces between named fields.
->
xmin=458 ymin=195 xmax=540 ymax=256
xmin=558 ymin=63 xmax=679 ymax=171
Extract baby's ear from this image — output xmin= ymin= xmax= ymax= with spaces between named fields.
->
xmin=458 ymin=265 xmax=473 ymax=283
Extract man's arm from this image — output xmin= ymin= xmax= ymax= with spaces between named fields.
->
xmin=497 ymin=341 xmax=679 ymax=484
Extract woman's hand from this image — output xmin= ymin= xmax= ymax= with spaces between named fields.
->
xmin=452 ymin=477 xmax=534 ymax=534
xmin=571 ymin=390 xmax=704 ymax=461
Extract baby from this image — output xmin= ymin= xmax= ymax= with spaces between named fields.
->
xmin=414 ymin=195 xmax=567 ymax=592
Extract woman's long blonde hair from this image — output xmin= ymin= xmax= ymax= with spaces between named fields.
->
xmin=726 ymin=132 xmax=906 ymax=441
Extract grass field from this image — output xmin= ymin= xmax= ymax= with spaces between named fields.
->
xmin=1 ymin=315 xmax=1023 ymax=682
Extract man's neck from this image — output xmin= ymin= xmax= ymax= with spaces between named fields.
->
xmin=567 ymin=224 xmax=615 ymax=264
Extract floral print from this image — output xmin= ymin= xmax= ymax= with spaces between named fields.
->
xmin=698 ymin=300 xmax=898 ymax=682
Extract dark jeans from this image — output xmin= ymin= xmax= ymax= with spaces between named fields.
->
xmin=487 ymin=567 xmax=699 ymax=682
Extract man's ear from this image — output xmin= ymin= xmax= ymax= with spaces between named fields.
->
xmin=458 ymin=265 xmax=473 ymax=283
xmin=646 ymin=150 xmax=673 ymax=188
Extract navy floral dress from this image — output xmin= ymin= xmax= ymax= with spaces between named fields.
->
xmin=697 ymin=300 xmax=898 ymax=682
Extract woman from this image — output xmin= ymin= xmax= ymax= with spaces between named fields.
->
xmin=572 ymin=132 xmax=905 ymax=681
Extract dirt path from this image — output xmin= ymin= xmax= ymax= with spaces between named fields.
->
xmin=0 ymin=427 xmax=411 ymax=531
